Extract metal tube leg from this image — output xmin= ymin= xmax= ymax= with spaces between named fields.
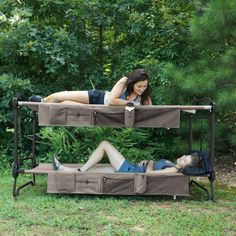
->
xmin=209 ymin=102 xmax=216 ymax=201
xmin=210 ymin=180 xmax=214 ymax=201
xmin=13 ymin=175 xmax=18 ymax=197
xmin=188 ymin=115 xmax=193 ymax=152
xmin=12 ymin=98 xmax=19 ymax=197
xmin=31 ymin=110 xmax=37 ymax=186
xmin=190 ymin=180 xmax=210 ymax=200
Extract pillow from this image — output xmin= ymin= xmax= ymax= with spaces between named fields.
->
xmin=182 ymin=150 xmax=213 ymax=176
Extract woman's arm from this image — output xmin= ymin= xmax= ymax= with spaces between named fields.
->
xmin=146 ymin=167 xmax=179 ymax=174
xmin=146 ymin=161 xmax=179 ymax=173
xmin=144 ymin=96 xmax=152 ymax=105
xmin=108 ymin=77 xmax=130 ymax=106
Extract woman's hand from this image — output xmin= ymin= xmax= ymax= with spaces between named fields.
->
xmin=138 ymin=160 xmax=149 ymax=167
xmin=144 ymin=96 xmax=152 ymax=105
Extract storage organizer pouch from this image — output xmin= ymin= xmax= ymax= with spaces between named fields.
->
xmin=47 ymin=171 xmax=189 ymax=196
xmin=38 ymin=104 xmax=180 ymax=128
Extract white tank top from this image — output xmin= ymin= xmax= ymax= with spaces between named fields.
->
xmin=104 ymin=91 xmax=141 ymax=105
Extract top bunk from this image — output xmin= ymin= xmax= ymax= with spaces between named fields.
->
xmin=15 ymin=101 xmax=214 ymax=128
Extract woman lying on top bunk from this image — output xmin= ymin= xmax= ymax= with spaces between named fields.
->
xmin=52 ymin=141 xmax=200 ymax=174
xmin=29 ymin=69 xmax=152 ymax=106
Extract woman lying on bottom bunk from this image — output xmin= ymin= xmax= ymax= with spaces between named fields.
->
xmin=52 ymin=141 xmax=200 ymax=174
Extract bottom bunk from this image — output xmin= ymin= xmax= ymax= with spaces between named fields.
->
xmin=24 ymin=164 xmax=190 ymax=196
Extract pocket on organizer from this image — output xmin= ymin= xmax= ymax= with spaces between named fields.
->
xmin=50 ymin=106 xmax=67 ymax=125
xmin=103 ymin=175 xmax=134 ymax=194
xmin=95 ymin=111 xmax=124 ymax=127
xmin=66 ymin=107 xmax=92 ymax=126
xmin=55 ymin=173 xmax=75 ymax=192
xmin=75 ymin=174 xmax=103 ymax=194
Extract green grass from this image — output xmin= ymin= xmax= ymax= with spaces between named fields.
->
xmin=0 ymin=171 xmax=235 ymax=236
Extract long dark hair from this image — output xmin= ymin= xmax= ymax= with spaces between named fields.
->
xmin=126 ymin=68 xmax=151 ymax=104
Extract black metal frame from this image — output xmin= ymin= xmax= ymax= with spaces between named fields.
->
xmin=12 ymin=99 xmax=216 ymax=200
xmin=188 ymin=102 xmax=216 ymax=201
xmin=12 ymin=98 xmax=38 ymax=197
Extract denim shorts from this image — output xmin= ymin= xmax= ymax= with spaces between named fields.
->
xmin=118 ymin=160 xmax=146 ymax=173
xmin=88 ymin=89 xmax=105 ymax=104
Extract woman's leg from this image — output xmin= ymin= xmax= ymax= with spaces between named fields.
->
xmin=43 ymin=91 xmax=89 ymax=103
xmin=80 ymin=141 xmax=125 ymax=172
xmin=60 ymin=101 xmax=87 ymax=105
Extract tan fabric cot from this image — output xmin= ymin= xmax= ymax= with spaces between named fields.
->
xmin=25 ymin=164 xmax=189 ymax=196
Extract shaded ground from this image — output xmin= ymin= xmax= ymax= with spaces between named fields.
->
xmin=214 ymin=163 xmax=236 ymax=187
xmin=197 ymin=162 xmax=236 ymax=188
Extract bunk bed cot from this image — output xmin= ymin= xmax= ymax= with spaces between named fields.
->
xmin=12 ymin=99 xmax=216 ymax=200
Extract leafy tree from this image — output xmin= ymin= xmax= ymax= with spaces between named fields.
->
xmin=165 ymin=0 xmax=236 ymax=155
xmin=0 ymin=74 xmax=32 ymax=162
xmin=2 ymin=0 xmax=219 ymax=166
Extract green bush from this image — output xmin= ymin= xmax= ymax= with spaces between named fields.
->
xmin=0 ymin=74 xmax=33 ymax=166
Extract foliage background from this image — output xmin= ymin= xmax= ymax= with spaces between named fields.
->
xmin=0 ymin=0 xmax=235 ymax=166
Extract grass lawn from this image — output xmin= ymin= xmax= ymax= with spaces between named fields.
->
xmin=0 ymin=171 xmax=235 ymax=236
